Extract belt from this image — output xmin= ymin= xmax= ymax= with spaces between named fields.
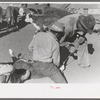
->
xmin=33 ymin=60 xmax=52 ymax=64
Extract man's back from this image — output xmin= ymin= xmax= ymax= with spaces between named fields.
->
xmin=28 ymin=31 xmax=60 ymax=66
xmin=58 ymin=13 xmax=80 ymax=26
xmin=57 ymin=14 xmax=81 ymax=43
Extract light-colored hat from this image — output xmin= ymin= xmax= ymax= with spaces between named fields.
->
xmin=49 ymin=22 xmax=64 ymax=32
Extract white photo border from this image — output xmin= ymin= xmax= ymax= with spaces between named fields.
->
xmin=0 ymin=1 xmax=100 ymax=98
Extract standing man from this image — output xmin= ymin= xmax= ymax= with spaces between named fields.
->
xmin=57 ymin=13 xmax=95 ymax=68
xmin=18 ymin=4 xmax=28 ymax=23
xmin=28 ymin=22 xmax=68 ymax=83
xmin=19 ymin=4 xmax=27 ymax=17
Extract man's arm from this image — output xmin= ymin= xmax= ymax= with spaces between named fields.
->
xmin=59 ymin=26 xmax=72 ymax=44
xmin=52 ymin=41 xmax=60 ymax=67
xmin=52 ymin=49 xmax=60 ymax=67
xmin=59 ymin=32 xmax=67 ymax=44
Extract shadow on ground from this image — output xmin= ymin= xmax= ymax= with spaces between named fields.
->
xmin=0 ymin=21 xmax=28 ymax=38
xmin=18 ymin=20 xmax=28 ymax=30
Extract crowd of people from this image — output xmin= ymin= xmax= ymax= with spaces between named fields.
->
xmin=0 ymin=4 xmax=96 ymax=83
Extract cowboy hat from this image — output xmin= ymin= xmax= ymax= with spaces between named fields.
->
xmin=49 ymin=22 xmax=64 ymax=32
xmin=77 ymin=14 xmax=96 ymax=34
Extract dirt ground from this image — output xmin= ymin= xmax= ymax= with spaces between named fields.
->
xmin=0 ymin=22 xmax=100 ymax=84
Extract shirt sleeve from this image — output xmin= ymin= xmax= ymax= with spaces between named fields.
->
xmin=52 ymin=49 xmax=60 ymax=67
xmin=52 ymin=40 xmax=60 ymax=67
xmin=19 ymin=8 xmax=24 ymax=16
xmin=60 ymin=24 xmax=73 ymax=43
xmin=59 ymin=17 xmax=76 ymax=44
xmin=31 ymin=22 xmax=40 ymax=31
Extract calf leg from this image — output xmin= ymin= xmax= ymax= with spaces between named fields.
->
xmin=9 ymin=49 xmax=19 ymax=63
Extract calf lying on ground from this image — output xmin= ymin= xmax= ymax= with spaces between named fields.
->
xmin=5 ymin=49 xmax=46 ymax=83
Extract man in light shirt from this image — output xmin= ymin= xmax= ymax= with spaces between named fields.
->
xmin=19 ymin=4 xmax=27 ymax=17
xmin=18 ymin=4 xmax=28 ymax=23
xmin=28 ymin=22 xmax=68 ymax=83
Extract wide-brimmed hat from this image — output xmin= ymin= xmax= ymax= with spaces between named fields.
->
xmin=77 ymin=14 xmax=96 ymax=34
xmin=49 ymin=22 xmax=64 ymax=32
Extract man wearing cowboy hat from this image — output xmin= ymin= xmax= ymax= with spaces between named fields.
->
xmin=28 ymin=21 xmax=68 ymax=83
xmin=57 ymin=13 xmax=95 ymax=68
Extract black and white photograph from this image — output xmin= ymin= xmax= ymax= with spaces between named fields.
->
xmin=0 ymin=2 xmax=100 ymax=98
xmin=0 ymin=2 xmax=99 ymax=84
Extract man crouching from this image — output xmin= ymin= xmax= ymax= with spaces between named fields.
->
xmin=28 ymin=21 xmax=67 ymax=83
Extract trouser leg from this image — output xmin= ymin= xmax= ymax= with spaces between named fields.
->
xmin=49 ymin=67 xmax=68 ymax=83
xmin=77 ymin=42 xmax=90 ymax=66
xmin=33 ymin=62 xmax=68 ymax=83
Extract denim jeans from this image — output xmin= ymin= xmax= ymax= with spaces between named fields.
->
xmin=32 ymin=61 xmax=68 ymax=83
xmin=11 ymin=56 xmax=68 ymax=83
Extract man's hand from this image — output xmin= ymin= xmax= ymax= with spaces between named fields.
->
xmin=60 ymin=42 xmax=69 ymax=47
xmin=78 ymin=37 xmax=86 ymax=45
xmin=60 ymin=42 xmax=74 ymax=48
xmin=60 ymin=65 xmax=66 ymax=72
